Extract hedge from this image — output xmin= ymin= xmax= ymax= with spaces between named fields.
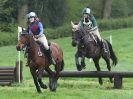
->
xmin=0 ymin=17 xmax=133 ymax=46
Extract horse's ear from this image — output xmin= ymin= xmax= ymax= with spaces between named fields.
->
xmin=18 ymin=26 xmax=22 ymax=33
xmin=78 ymin=22 xmax=81 ymax=27
xmin=22 ymin=27 xmax=26 ymax=31
xmin=71 ymin=21 xmax=75 ymax=27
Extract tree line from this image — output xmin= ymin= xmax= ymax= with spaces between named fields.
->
xmin=0 ymin=0 xmax=132 ymax=31
xmin=0 ymin=0 xmax=67 ymax=28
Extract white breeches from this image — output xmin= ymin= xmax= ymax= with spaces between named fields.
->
xmin=92 ymin=28 xmax=102 ymax=41
xmin=33 ymin=34 xmax=49 ymax=50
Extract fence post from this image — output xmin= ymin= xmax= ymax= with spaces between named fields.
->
xmin=114 ymin=74 xmax=122 ymax=89
xmin=15 ymin=60 xmax=23 ymax=82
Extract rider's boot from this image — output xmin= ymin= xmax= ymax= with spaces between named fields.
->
xmin=47 ymin=48 xmax=56 ymax=65
xmin=101 ymin=39 xmax=108 ymax=53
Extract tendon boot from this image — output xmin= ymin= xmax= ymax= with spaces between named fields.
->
xmin=47 ymin=48 xmax=56 ymax=65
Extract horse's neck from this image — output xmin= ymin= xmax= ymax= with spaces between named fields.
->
xmin=83 ymin=33 xmax=96 ymax=45
xmin=28 ymin=37 xmax=39 ymax=57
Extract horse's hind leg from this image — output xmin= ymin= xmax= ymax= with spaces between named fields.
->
xmin=37 ymin=68 xmax=47 ymax=89
xmin=93 ymin=58 xmax=103 ymax=85
xmin=30 ymin=67 xmax=42 ymax=93
xmin=102 ymin=56 xmax=113 ymax=83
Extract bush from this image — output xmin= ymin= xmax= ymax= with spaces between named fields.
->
xmin=98 ymin=17 xmax=133 ymax=31
xmin=41 ymin=17 xmax=133 ymax=39
xmin=0 ymin=17 xmax=133 ymax=46
xmin=0 ymin=32 xmax=17 ymax=47
xmin=0 ymin=23 xmax=17 ymax=32
xmin=45 ymin=23 xmax=72 ymax=39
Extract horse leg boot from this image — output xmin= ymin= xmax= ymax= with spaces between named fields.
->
xmin=47 ymin=48 xmax=56 ymax=65
xmin=38 ymin=68 xmax=47 ymax=89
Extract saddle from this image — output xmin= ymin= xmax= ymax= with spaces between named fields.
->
xmin=36 ymin=41 xmax=51 ymax=57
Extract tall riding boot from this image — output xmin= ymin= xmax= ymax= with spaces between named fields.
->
xmin=101 ymin=40 xmax=108 ymax=53
xmin=47 ymin=48 xmax=56 ymax=65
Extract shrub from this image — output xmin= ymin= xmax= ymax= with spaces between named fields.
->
xmin=0 ymin=17 xmax=133 ymax=46
xmin=98 ymin=17 xmax=133 ymax=31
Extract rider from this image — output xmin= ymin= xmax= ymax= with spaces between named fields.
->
xmin=26 ymin=12 xmax=56 ymax=65
xmin=79 ymin=7 xmax=107 ymax=52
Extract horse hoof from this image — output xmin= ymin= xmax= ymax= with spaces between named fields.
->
xmin=49 ymin=84 xmax=57 ymax=92
xmin=99 ymin=79 xmax=103 ymax=85
xmin=82 ymin=66 xmax=86 ymax=69
xmin=99 ymin=81 xmax=103 ymax=85
xmin=41 ymin=84 xmax=48 ymax=89
xmin=51 ymin=88 xmax=56 ymax=92
xmin=49 ymin=80 xmax=57 ymax=92
xmin=76 ymin=64 xmax=82 ymax=71
xmin=37 ymin=90 xmax=42 ymax=93
xmin=109 ymin=78 xmax=113 ymax=83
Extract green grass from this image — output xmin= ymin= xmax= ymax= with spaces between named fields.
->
xmin=0 ymin=28 xmax=133 ymax=99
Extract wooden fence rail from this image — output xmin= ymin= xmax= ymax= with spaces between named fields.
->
xmin=0 ymin=61 xmax=23 ymax=86
xmin=43 ymin=71 xmax=133 ymax=89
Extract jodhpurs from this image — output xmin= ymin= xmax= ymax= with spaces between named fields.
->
xmin=33 ymin=34 xmax=49 ymax=50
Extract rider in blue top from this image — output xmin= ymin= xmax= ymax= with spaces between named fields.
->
xmin=26 ymin=12 xmax=56 ymax=65
xmin=29 ymin=21 xmax=44 ymax=36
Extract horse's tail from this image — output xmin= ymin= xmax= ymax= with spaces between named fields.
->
xmin=106 ymin=40 xmax=118 ymax=66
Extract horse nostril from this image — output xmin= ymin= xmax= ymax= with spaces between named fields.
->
xmin=72 ymin=41 xmax=77 ymax=47
xmin=16 ymin=46 xmax=21 ymax=51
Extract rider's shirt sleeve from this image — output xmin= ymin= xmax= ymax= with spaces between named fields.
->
xmin=29 ymin=28 xmax=33 ymax=34
xmin=38 ymin=22 xmax=44 ymax=35
xmin=91 ymin=16 xmax=97 ymax=27
xmin=80 ymin=18 xmax=84 ymax=27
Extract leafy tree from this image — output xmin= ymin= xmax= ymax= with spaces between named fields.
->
xmin=0 ymin=0 xmax=17 ymax=23
xmin=111 ymin=0 xmax=129 ymax=18
xmin=29 ymin=0 xmax=67 ymax=28
xmin=101 ymin=0 xmax=113 ymax=19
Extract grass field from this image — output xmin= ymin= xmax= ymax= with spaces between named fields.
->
xmin=0 ymin=28 xmax=133 ymax=99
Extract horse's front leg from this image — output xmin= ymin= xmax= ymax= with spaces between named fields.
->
xmin=37 ymin=68 xmax=47 ymax=89
xmin=45 ymin=67 xmax=56 ymax=91
xmin=93 ymin=58 xmax=103 ymax=85
xmin=75 ymin=52 xmax=82 ymax=71
xmin=30 ymin=67 xmax=41 ymax=93
xmin=81 ymin=56 xmax=86 ymax=69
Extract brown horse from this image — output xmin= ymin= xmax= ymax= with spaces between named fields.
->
xmin=16 ymin=30 xmax=64 ymax=93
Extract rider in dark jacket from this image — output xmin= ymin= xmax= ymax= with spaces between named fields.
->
xmin=80 ymin=7 xmax=108 ymax=53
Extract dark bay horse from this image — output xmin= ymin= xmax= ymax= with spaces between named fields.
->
xmin=71 ymin=22 xmax=118 ymax=84
xmin=16 ymin=31 xmax=64 ymax=93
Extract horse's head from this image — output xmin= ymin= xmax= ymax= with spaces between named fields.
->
xmin=16 ymin=31 xmax=30 ymax=51
xmin=71 ymin=21 xmax=83 ymax=47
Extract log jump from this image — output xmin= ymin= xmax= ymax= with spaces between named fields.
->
xmin=0 ymin=61 xmax=23 ymax=86
xmin=43 ymin=71 xmax=133 ymax=89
